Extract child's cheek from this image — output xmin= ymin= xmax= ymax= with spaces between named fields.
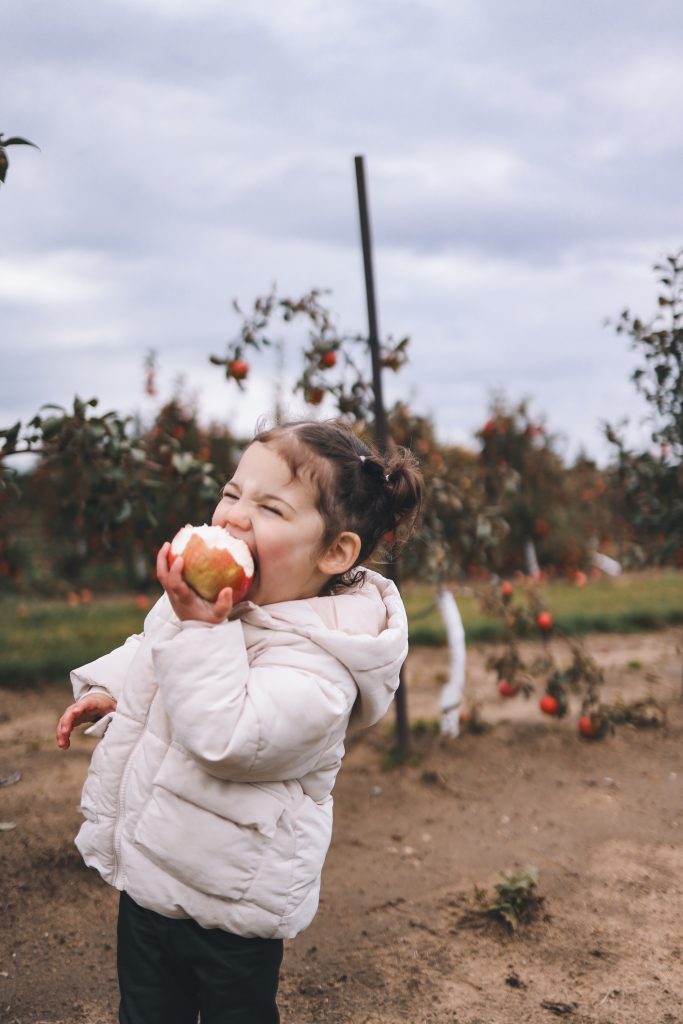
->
xmin=212 ymin=499 xmax=227 ymax=523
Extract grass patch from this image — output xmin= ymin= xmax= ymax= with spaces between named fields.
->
xmin=403 ymin=570 xmax=683 ymax=645
xmin=0 ymin=597 xmax=150 ymax=687
xmin=1 ymin=570 xmax=682 ymax=685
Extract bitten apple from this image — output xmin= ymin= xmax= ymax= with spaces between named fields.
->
xmin=168 ymin=525 xmax=254 ymax=603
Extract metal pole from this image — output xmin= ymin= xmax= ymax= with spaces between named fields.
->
xmin=354 ymin=154 xmax=410 ymax=758
xmin=354 ymin=155 xmax=388 ymax=454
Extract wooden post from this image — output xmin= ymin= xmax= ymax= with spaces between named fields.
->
xmin=354 ymin=154 xmax=411 ymax=758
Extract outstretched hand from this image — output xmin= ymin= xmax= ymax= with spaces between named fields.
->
xmin=56 ymin=692 xmax=117 ymax=750
xmin=156 ymin=542 xmax=234 ymax=623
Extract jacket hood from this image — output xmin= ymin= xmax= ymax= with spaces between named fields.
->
xmin=236 ymin=569 xmax=408 ymax=729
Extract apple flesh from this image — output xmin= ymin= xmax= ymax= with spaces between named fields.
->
xmin=168 ymin=524 xmax=254 ymax=603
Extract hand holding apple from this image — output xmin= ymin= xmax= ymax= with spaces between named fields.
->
xmin=169 ymin=524 xmax=254 ymax=602
xmin=158 ymin=525 xmax=254 ymax=623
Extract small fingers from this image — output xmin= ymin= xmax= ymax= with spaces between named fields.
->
xmin=164 ymin=553 xmax=194 ymax=599
xmin=157 ymin=546 xmax=231 ymax=622
xmin=56 ymin=695 xmax=115 ymax=750
xmin=156 ymin=542 xmax=171 ymax=584
xmin=56 ymin=706 xmax=77 ymax=749
xmin=213 ymin=587 xmax=234 ymax=620
xmin=56 ymin=722 xmax=71 ymax=749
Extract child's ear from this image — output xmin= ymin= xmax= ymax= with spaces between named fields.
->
xmin=317 ymin=531 xmax=362 ymax=577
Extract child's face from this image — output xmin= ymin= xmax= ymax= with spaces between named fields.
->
xmin=212 ymin=441 xmax=329 ymax=606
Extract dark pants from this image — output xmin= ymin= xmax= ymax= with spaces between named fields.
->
xmin=117 ymin=891 xmax=283 ymax=1024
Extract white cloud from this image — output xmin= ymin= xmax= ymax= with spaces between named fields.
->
xmin=0 ymin=250 xmax=111 ymax=308
xmin=2 ymin=0 xmax=681 ymax=464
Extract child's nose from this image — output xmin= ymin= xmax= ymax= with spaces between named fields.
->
xmin=224 ymin=501 xmax=251 ymax=532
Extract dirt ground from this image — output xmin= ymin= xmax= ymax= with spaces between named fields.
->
xmin=1 ymin=628 xmax=682 ymax=1024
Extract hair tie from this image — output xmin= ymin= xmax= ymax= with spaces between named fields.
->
xmin=359 ymin=453 xmax=390 ymax=484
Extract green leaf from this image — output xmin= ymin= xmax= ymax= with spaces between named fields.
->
xmin=2 ymin=136 xmax=39 ymax=149
xmin=0 ymin=422 xmax=21 ymax=445
xmin=41 ymin=417 xmax=64 ymax=440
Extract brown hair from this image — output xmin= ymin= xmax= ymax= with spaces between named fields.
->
xmin=252 ymin=418 xmax=424 ymax=592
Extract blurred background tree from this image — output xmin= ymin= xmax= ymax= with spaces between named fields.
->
xmin=605 ymin=250 xmax=683 ymax=567
xmin=0 ymin=384 xmax=238 ymax=594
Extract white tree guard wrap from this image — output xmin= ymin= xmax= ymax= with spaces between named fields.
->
xmin=524 ymin=537 xmax=540 ymax=578
xmin=436 ymin=588 xmax=466 ymax=738
xmin=592 ymin=551 xmax=622 ymax=576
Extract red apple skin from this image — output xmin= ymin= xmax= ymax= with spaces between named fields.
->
xmin=228 ymin=359 xmax=249 ymax=381
xmin=536 ymin=610 xmax=554 ymax=631
xmin=539 ymin=694 xmax=559 ymax=715
xmin=578 ymin=713 xmax=604 ymax=739
xmin=168 ymin=533 xmax=253 ymax=603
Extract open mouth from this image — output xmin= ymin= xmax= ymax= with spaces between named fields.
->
xmin=225 ymin=531 xmax=257 ymax=582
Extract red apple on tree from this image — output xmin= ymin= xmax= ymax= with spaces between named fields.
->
xmin=168 ymin=524 xmax=254 ymax=602
xmin=536 ymin=610 xmax=554 ymax=632
xmin=319 ymin=351 xmax=337 ymax=369
xmin=539 ymin=693 xmax=559 ymax=715
xmin=578 ymin=712 xmax=605 ymax=740
xmin=228 ymin=359 xmax=249 ymax=381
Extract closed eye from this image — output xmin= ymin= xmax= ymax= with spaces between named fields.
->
xmin=263 ymin=504 xmax=283 ymax=516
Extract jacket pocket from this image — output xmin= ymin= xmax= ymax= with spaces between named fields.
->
xmin=132 ymin=745 xmax=285 ymax=900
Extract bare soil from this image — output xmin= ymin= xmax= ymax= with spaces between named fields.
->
xmin=1 ymin=629 xmax=682 ymax=1024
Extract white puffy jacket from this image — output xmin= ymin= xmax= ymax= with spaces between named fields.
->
xmin=70 ymin=569 xmax=408 ymax=939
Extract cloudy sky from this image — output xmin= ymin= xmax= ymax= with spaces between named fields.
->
xmin=3 ymin=0 xmax=683 ymax=463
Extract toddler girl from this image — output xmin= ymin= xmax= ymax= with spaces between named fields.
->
xmin=56 ymin=418 xmax=424 ymax=1024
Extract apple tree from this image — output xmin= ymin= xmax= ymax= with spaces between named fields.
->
xmin=210 ymin=286 xmax=409 ymax=426
xmin=477 ymin=396 xmax=580 ymax=575
xmin=0 ymin=392 xmax=237 ymax=592
xmin=605 ymin=250 xmax=683 ymax=566
xmin=210 ymin=286 xmax=509 ymax=586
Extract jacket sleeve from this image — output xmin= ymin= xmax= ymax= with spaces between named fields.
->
xmin=70 ymin=596 xmax=167 ymax=702
xmin=71 ymin=635 xmax=142 ymax=703
xmin=151 ymin=618 xmax=356 ymax=781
